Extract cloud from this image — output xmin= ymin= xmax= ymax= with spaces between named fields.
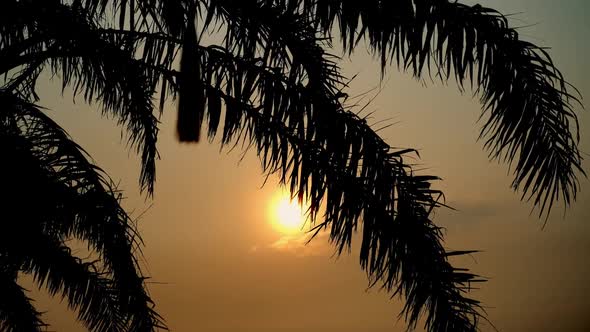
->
xmin=251 ymin=231 xmax=333 ymax=257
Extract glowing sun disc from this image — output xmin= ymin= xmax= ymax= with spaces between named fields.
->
xmin=269 ymin=192 xmax=307 ymax=234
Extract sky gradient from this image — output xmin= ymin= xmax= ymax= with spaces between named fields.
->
xmin=22 ymin=0 xmax=590 ymax=331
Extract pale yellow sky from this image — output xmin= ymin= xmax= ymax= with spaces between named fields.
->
xmin=22 ymin=0 xmax=590 ymax=331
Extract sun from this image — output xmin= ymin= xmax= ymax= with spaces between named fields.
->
xmin=269 ymin=191 xmax=308 ymax=234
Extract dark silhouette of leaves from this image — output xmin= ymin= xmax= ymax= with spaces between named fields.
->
xmin=0 ymin=92 xmax=164 ymax=331
xmin=1 ymin=0 xmax=583 ymax=331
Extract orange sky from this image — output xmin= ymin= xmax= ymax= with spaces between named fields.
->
xmin=22 ymin=0 xmax=590 ymax=331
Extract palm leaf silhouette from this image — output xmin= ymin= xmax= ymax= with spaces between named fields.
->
xmin=0 ymin=92 xmax=164 ymax=330
xmin=1 ymin=0 xmax=584 ymax=331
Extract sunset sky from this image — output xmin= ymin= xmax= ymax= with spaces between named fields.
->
xmin=23 ymin=0 xmax=589 ymax=331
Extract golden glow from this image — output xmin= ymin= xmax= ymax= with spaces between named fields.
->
xmin=269 ymin=191 xmax=307 ymax=234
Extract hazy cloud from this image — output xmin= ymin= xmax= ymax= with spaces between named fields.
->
xmin=251 ymin=231 xmax=332 ymax=257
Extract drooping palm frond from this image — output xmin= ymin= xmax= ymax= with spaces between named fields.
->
xmin=45 ymin=17 xmax=486 ymax=327
xmin=130 ymin=38 xmax=483 ymax=330
xmin=0 ymin=91 xmax=165 ymax=331
xmin=54 ymin=0 xmax=586 ymax=217
xmin=1 ymin=1 xmax=584 ymax=331
xmin=147 ymin=2 xmax=487 ymax=328
xmin=286 ymin=0 xmax=584 ymax=216
xmin=6 ymin=229 xmax=128 ymax=332
xmin=0 ymin=1 xmax=160 ymax=195
xmin=95 ymin=0 xmax=585 ymax=215
xmin=0 ymin=270 xmax=46 ymax=332
xmin=54 ymin=0 xmax=583 ymax=329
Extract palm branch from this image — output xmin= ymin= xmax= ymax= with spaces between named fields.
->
xmin=1 ymin=1 xmax=584 ymax=331
xmin=1 ymin=0 xmax=160 ymax=194
xmin=0 ymin=270 xmax=46 ymax=332
xmin=301 ymin=0 xmax=584 ymax=216
xmin=0 ymin=91 xmax=165 ymax=331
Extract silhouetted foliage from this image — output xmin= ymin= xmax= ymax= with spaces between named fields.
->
xmin=0 ymin=0 xmax=584 ymax=331
xmin=0 ymin=92 xmax=164 ymax=331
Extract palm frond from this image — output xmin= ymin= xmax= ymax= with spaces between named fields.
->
xmin=210 ymin=0 xmax=342 ymax=86
xmin=0 ymin=91 xmax=166 ymax=331
xmin=154 ymin=43 xmax=486 ymax=331
xmin=5 ymin=232 xmax=128 ymax=332
xmin=0 ymin=2 xmax=160 ymax=195
xmin=286 ymin=0 xmax=584 ymax=216
xmin=0 ymin=270 xmax=46 ymax=332
xmin=1 ymin=1 xmax=584 ymax=332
